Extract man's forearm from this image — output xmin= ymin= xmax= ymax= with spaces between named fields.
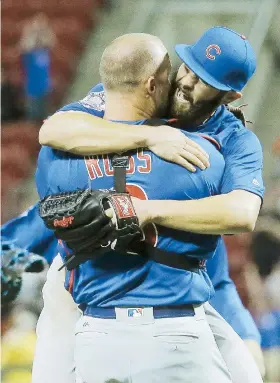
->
xmin=143 ymin=191 xmax=261 ymax=235
xmin=39 ymin=112 xmax=155 ymax=155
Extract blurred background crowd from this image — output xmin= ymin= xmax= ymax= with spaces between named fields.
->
xmin=1 ymin=0 xmax=280 ymax=382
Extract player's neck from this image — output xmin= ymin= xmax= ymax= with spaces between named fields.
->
xmin=104 ymin=92 xmax=153 ymax=121
xmin=195 ymin=110 xmax=216 ymax=126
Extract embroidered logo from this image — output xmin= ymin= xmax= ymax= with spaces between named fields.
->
xmin=111 ymin=195 xmax=135 ymax=218
xmin=206 ymin=44 xmax=221 ymax=60
xmin=53 ymin=216 xmax=74 ymax=228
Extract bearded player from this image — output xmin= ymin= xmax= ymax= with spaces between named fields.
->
xmin=2 ymin=27 xmax=264 ymax=383
xmin=40 ymin=26 xmax=265 ymax=378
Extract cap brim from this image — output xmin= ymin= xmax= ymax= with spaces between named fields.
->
xmin=175 ymin=44 xmax=231 ymax=91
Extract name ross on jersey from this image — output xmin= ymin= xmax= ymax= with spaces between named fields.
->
xmin=85 ymin=149 xmax=151 ymax=180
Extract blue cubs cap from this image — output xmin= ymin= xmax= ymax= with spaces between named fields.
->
xmin=175 ymin=26 xmax=257 ymax=92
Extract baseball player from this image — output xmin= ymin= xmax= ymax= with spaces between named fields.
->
xmin=40 ymin=26 xmax=265 ymax=380
xmin=42 ymin=27 xmax=263 ymax=237
xmin=37 ymin=33 xmax=260 ymax=381
xmin=3 ymin=28 xmax=264 ymax=382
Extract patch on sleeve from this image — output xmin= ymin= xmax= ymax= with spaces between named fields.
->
xmin=79 ymin=90 xmax=105 ymax=111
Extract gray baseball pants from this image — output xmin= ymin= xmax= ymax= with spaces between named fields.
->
xmin=204 ymin=302 xmax=263 ymax=383
xmin=32 ymin=256 xmax=263 ymax=383
xmin=74 ymin=305 xmax=232 ymax=383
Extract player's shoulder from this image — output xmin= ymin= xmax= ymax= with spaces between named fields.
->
xmin=226 ymin=125 xmax=263 ymax=156
xmin=219 ymin=105 xmax=261 ymax=145
xmin=183 ymin=130 xmax=222 ymax=155
xmin=78 ymin=83 xmax=105 ymax=112
xmin=213 ymin=106 xmax=261 ymax=155
xmin=55 ymin=83 xmax=105 ymax=116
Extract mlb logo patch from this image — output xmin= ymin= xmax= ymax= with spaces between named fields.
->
xmin=127 ymin=308 xmax=143 ymax=318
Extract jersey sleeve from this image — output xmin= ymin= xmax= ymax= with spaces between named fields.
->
xmin=220 ymin=129 xmax=265 ymax=199
xmin=1 ymin=203 xmax=57 ymax=264
xmin=57 ymin=83 xmax=105 ymax=118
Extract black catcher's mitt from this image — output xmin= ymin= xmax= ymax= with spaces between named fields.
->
xmin=39 ymin=189 xmax=143 ymax=269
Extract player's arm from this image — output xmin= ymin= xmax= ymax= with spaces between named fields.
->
xmin=39 ymin=98 xmax=209 ymax=172
xmin=1 ymin=203 xmax=57 ymax=264
xmin=134 ymin=190 xmax=261 ymax=234
xmin=133 ymin=130 xmax=264 ymax=235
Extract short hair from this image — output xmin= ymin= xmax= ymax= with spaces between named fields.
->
xmin=99 ymin=33 xmax=168 ymax=92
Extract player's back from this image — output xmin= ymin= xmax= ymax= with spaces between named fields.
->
xmin=36 ymin=121 xmax=225 ymax=307
xmin=37 ymin=127 xmax=224 ymax=257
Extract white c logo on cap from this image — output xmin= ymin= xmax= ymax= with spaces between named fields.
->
xmin=206 ymin=44 xmax=221 ymax=60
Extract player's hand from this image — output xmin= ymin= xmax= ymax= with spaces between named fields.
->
xmin=147 ymin=125 xmax=210 ymax=172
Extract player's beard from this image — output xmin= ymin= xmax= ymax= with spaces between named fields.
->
xmin=167 ymin=71 xmax=226 ymax=128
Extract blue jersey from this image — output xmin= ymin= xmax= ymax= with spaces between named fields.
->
xmin=1 ymin=206 xmax=261 ymax=342
xmin=55 ymin=83 xmax=264 ymax=327
xmin=60 ymin=83 xmax=264 ymax=201
xmin=36 ymin=117 xmax=225 ymax=308
xmin=195 ymin=106 xmax=265 ymax=199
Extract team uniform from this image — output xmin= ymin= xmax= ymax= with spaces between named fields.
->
xmin=57 ymin=84 xmax=264 ymax=383
xmin=36 ymin=110 xmax=236 ymax=382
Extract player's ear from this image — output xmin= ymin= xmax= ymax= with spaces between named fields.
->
xmin=146 ymin=76 xmax=156 ymax=96
xmin=221 ymin=91 xmax=242 ymax=104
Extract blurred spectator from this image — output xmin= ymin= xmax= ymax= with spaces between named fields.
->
xmin=20 ymin=13 xmax=55 ymax=122
xmin=1 ymin=67 xmax=24 ymax=122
